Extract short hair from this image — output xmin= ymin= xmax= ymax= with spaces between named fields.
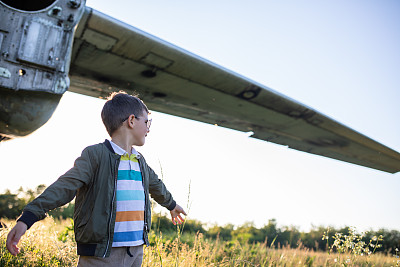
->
xmin=101 ymin=91 xmax=149 ymax=136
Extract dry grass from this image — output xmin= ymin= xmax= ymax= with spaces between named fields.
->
xmin=144 ymin=232 xmax=398 ymax=267
xmin=1 ymin=218 xmax=398 ymax=267
xmin=0 ymin=218 xmax=78 ymax=266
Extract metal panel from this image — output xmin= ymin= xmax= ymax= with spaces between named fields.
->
xmin=0 ymin=0 xmax=86 ymax=94
xmin=18 ymin=19 xmax=63 ymax=69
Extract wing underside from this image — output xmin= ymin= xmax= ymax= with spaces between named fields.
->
xmin=68 ymin=7 xmax=400 ymax=173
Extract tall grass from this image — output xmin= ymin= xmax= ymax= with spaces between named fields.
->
xmin=1 ymin=217 xmax=399 ymax=266
xmin=0 ymin=218 xmax=78 ymax=266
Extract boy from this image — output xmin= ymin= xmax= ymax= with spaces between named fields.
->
xmin=6 ymin=92 xmax=186 ymax=266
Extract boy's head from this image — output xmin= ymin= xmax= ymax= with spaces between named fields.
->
xmin=101 ymin=91 xmax=149 ymax=137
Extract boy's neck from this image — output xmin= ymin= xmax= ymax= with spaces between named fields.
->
xmin=111 ymin=135 xmax=135 ymax=155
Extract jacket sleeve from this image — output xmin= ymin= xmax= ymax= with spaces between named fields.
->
xmin=18 ymin=146 xmax=99 ymax=229
xmin=146 ymin=163 xmax=176 ymax=211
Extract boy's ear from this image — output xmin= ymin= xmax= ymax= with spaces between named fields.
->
xmin=127 ymin=114 xmax=136 ymax=127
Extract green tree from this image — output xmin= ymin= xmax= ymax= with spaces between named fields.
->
xmin=260 ymin=219 xmax=279 ymax=246
xmin=232 ymin=222 xmax=266 ymax=243
xmin=206 ymin=224 xmax=234 ymax=241
xmin=48 ymin=203 xmax=75 ymax=219
xmin=0 ymin=190 xmax=26 ymax=219
xmin=0 ymin=185 xmax=75 ymax=220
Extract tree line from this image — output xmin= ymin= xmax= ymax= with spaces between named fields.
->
xmin=0 ymin=185 xmax=74 ymax=221
xmin=1 ymin=185 xmax=399 ymax=253
xmin=151 ymin=214 xmax=400 ymax=254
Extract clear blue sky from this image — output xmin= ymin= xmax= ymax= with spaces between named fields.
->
xmin=1 ymin=0 xmax=399 ymax=232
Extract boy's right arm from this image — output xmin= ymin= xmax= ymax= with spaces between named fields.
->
xmin=6 ymin=145 xmax=98 ymax=255
xmin=6 ymin=221 xmax=27 ymax=256
xmin=19 ymin=146 xmax=98 ymax=226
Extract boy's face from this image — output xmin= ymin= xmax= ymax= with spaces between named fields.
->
xmin=132 ymin=110 xmax=150 ymax=146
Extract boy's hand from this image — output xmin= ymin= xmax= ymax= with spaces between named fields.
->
xmin=170 ymin=204 xmax=187 ymax=225
xmin=6 ymin=221 xmax=27 ymax=256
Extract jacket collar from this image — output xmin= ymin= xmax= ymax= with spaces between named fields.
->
xmin=103 ymin=139 xmax=115 ymax=154
xmin=103 ymin=139 xmax=142 ymax=159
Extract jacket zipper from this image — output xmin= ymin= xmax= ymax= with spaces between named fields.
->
xmin=103 ymin=158 xmax=119 ymax=257
xmin=143 ymin=187 xmax=149 ymax=246
xmin=139 ymin=156 xmax=150 ymax=246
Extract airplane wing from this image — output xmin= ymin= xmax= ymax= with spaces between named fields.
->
xmin=69 ymin=7 xmax=400 ymax=174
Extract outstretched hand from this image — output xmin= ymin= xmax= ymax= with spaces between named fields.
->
xmin=170 ymin=204 xmax=187 ymax=225
xmin=6 ymin=221 xmax=27 ymax=256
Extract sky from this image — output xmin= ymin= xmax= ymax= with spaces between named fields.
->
xmin=1 ymin=0 xmax=399 ymax=232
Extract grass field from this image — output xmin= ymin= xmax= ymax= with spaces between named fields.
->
xmin=1 ymin=218 xmax=399 ymax=267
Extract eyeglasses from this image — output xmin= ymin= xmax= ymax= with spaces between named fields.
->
xmin=136 ymin=117 xmax=152 ymax=129
xmin=122 ymin=115 xmax=152 ymax=129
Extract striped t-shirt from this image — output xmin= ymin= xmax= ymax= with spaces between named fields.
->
xmin=110 ymin=141 xmax=145 ymax=247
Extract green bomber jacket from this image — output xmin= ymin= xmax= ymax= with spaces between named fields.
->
xmin=18 ymin=140 xmax=176 ymax=257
